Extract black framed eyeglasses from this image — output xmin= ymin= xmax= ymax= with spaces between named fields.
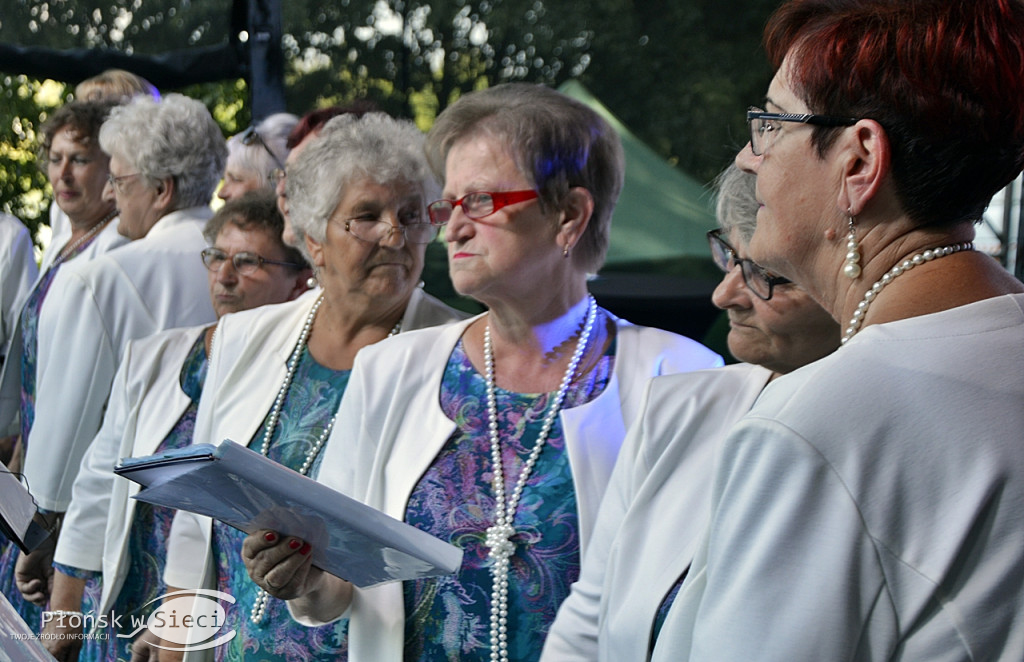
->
xmin=342 ymin=217 xmax=439 ymax=245
xmin=240 ymin=125 xmax=286 ymax=171
xmin=747 ymin=107 xmax=858 ymax=156
xmin=707 ymin=229 xmax=791 ymax=301
xmin=427 ymin=189 xmax=539 ymax=226
xmin=201 ymin=247 xmax=304 ymax=275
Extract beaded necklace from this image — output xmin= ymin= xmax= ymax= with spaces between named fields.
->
xmin=482 ymin=294 xmax=597 ymax=662
xmin=842 ymin=242 xmax=973 ymax=344
xmin=52 ymin=210 xmax=116 ymax=267
xmin=250 ymin=293 xmax=402 ymax=624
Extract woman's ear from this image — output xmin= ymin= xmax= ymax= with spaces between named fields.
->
xmin=838 ymin=119 xmax=891 ymax=215
xmin=559 ymin=186 xmax=594 ymax=251
xmin=305 ymin=233 xmax=325 ymax=269
xmin=152 ymin=176 xmax=176 ymax=213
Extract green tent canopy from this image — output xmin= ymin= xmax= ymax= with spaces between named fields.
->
xmin=558 ymin=80 xmax=717 ymax=270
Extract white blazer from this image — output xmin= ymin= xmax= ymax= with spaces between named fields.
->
xmin=0 ymin=217 xmax=127 ymax=436
xmin=53 ymin=325 xmax=206 ymax=613
xmin=299 ymin=314 xmax=723 ymax=661
xmin=23 ymin=208 xmax=216 ymax=512
xmin=0 ymin=213 xmax=38 ymax=360
xmin=541 ymin=364 xmax=771 ymax=662
xmin=163 ymin=289 xmax=468 ymax=605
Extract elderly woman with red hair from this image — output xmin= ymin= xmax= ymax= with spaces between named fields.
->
xmin=652 ymin=0 xmax=1024 ymax=660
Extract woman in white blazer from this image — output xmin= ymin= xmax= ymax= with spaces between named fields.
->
xmin=657 ymin=3 xmax=1024 ymax=659
xmin=0 ymin=98 xmax=130 ymax=626
xmin=39 ymin=192 xmax=311 ymax=661
xmin=162 ymin=112 xmax=468 ymax=662
xmin=242 ymin=84 xmax=721 ymax=662
xmin=541 ymin=165 xmax=839 ymax=661
xmin=11 ymin=93 xmax=226 ymax=622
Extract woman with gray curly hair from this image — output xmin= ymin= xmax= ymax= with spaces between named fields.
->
xmin=13 ymin=93 xmax=226 ymax=613
xmin=161 ymin=112 xmax=466 ymax=661
xmin=218 ymin=112 xmax=298 ymax=203
xmin=243 ymin=83 xmax=721 ymax=662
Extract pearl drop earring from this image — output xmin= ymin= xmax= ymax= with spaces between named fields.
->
xmin=843 ymin=212 xmax=861 ymax=279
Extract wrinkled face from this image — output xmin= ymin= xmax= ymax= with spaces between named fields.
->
xmin=206 ymin=224 xmax=307 ymax=317
xmin=47 ymin=127 xmax=114 ymax=225
xmin=736 ymin=52 xmax=843 ymax=285
xmin=306 ymin=177 xmax=427 ymax=309
xmin=441 ymin=135 xmax=561 ymax=306
xmin=108 ymin=153 xmax=162 ymax=240
xmin=218 ymin=162 xmax=264 ymax=203
xmin=711 ymin=227 xmax=839 ymax=374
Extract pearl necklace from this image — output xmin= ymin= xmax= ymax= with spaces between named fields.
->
xmin=53 ymin=210 xmax=116 ymax=266
xmin=841 ymin=242 xmax=973 ymax=345
xmin=483 ymin=295 xmax=597 ymax=662
xmin=250 ymin=294 xmax=402 ymax=624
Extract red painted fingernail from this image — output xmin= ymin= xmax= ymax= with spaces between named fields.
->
xmin=299 ymin=542 xmax=311 ymax=555
xmin=288 ymin=539 xmax=302 ymax=550
xmin=264 ymin=532 xmax=277 ymax=543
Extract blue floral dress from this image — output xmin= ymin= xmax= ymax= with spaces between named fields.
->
xmin=0 ymin=234 xmax=102 ymax=630
xmin=53 ymin=333 xmax=208 ymax=661
xmin=402 ymin=338 xmax=614 ymax=661
xmin=211 ymin=346 xmax=350 ymax=662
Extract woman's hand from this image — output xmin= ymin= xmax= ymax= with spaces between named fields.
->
xmin=241 ymin=529 xmax=324 ymax=600
xmin=41 ymin=571 xmax=89 ymax=661
xmin=130 ymin=628 xmax=163 ymax=662
xmin=16 ymin=510 xmax=62 ymax=605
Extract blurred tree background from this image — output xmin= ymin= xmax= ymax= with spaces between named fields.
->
xmin=0 ymin=0 xmax=778 ymax=250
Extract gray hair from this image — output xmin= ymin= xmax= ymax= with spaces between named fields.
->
xmin=99 ymin=93 xmax=227 ymax=209
xmin=425 ymin=83 xmax=625 ymax=273
xmin=714 ymin=163 xmax=759 ymax=244
xmin=225 ymin=112 xmax=298 ymax=188
xmin=287 ymin=112 xmax=439 ymax=246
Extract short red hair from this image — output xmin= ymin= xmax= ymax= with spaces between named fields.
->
xmin=764 ymin=0 xmax=1024 ymax=226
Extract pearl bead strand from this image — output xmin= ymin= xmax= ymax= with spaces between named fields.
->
xmin=483 ymin=295 xmax=597 ymax=662
xmin=250 ymin=294 xmax=402 ymax=624
xmin=841 ymin=242 xmax=973 ymax=344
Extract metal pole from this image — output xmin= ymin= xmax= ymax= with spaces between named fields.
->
xmin=247 ymin=0 xmax=286 ymax=121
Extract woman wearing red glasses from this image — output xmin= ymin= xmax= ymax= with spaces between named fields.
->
xmin=242 ymin=83 xmax=721 ymax=662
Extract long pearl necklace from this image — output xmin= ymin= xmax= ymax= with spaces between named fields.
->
xmin=483 ymin=294 xmax=597 ymax=662
xmin=53 ymin=210 xmax=116 ymax=266
xmin=250 ymin=294 xmax=402 ymax=624
xmin=842 ymin=242 xmax=973 ymax=344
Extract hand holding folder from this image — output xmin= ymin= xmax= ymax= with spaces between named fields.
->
xmin=114 ymin=440 xmax=463 ymax=588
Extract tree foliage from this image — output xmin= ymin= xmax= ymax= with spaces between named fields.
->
xmin=0 ymin=0 xmax=779 ymax=247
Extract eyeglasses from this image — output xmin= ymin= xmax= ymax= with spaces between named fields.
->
xmin=427 ymin=190 xmax=539 ymax=226
xmin=240 ymin=125 xmax=286 ymax=171
xmin=343 ymin=217 xmax=439 ymax=245
xmin=270 ymin=168 xmax=286 ymax=187
xmin=107 ymin=172 xmax=141 ymax=195
xmin=707 ymin=229 xmax=791 ymax=301
xmin=747 ymin=107 xmax=858 ymax=156
xmin=201 ymin=247 xmax=305 ymax=275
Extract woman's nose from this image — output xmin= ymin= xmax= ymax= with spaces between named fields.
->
xmin=711 ymin=264 xmax=753 ymax=311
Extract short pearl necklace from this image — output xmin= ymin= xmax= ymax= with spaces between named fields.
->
xmin=250 ymin=293 xmax=402 ymax=624
xmin=54 ymin=210 xmax=116 ymax=266
xmin=483 ymin=294 xmax=597 ymax=662
xmin=842 ymin=242 xmax=973 ymax=345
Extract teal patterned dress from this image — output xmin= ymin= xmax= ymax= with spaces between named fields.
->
xmin=0 ymin=233 xmax=103 ymax=630
xmin=211 ymin=345 xmax=350 ymax=662
xmin=53 ymin=332 xmax=209 ymax=661
xmin=402 ymin=338 xmax=614 ymax=661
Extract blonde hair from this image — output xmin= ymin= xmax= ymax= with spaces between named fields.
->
xmin=74 ymin=69 xmax=159 ymax=103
